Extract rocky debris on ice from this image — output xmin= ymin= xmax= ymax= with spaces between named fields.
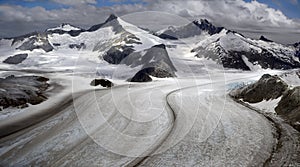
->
xmin=90 ymin=79 xmax=114 ymax=88
xmin=69 ymin=43 xmax=86 ymax=50
xmin=3 ymin=53 xmax=28 ymax=64
xmin=129 ymin=68 xmax=153 ymax=82
xmin=129 ymin=66 xmax=175 ymax=82
xmin=0 ymin=75 xmax=49 ymax=109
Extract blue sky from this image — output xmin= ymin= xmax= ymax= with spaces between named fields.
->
xmin=0 ymin=0 xmax=299 ymax=18
xmin=244 ymin=0 xmax=300 ymax=18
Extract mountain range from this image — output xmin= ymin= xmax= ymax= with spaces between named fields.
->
xmin=1 ymin=14 xmax=300 ymax=80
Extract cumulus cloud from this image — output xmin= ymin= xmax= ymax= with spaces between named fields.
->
xmin=0 ymin=0 xmax=299 ymax=42
xmin=144 ymin=0 xmax=300 ymax=30
xmin=51 ymin=0 xmax=97 ymax=6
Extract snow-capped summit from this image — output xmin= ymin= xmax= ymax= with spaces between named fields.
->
xmin=87 ymin=14 xmax=119 ymax=32
xmin=259 ymin=36 xmax=273 ymax=42
xmin=192 ymin=19 xmax=224 ymax=35
xmin=157 ymin=18 xmax=223 ymax=39
xmin=192 ymin=29 xmax=300 ymax=70
xmin=47 ymin=23 xmax=81 ymax=32
xmin=1 ymin=13 xmax=300 ymax=73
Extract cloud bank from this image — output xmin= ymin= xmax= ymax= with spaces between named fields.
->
xmin=0 ymin=0 xmax=299 ymax=43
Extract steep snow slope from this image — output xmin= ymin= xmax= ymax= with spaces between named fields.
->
xmin=191 ymin=30 xmax=300 ymax=70
xmin=155 ymin=18 xmax=300 ymax=71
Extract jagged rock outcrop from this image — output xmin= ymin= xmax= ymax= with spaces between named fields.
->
xmin=127 ymin=44 xmax=177 ymax=82
xmin=17 ymin=35 xmax=53 ymax=52
xmin=275 ymin=87 xmax=300 ymax=131
xmin=103 ymin=45 xmax=135 ymax=64
xmin=193 ymin=30 xmax=300 ymax=70
xmin=157 ymin=19 xmax=223 ymax=39
xmin=130 ymin=68 xmax=153 ymax=82
xmin=294 ymin=42 xmax=300 ymax=58
xmin=3 ymin=53 xmax=28 ymax=64
xmin=0 ymin=75 xmax=49 ymax=109
xmin=259 ymin=36 xmax=273 ymax=42
xmin=230 ymin=74 xmax=288 ymax=103
xmin=231 ymin=74 xmax=300 ymax=131
xmin=130 ymin=66 xmax=175 ymax=82
xmin=193 ymin=19 xmax=224 ymax=35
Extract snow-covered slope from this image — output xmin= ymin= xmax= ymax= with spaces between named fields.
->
xmin=190 ymin=27 xmax=300 ymax=70
xmin=156 ymin=19 xmax=223 ymax=39
xmin=0 ymin=14 xmax=166 ymax=79
xmin=1 ymin=15 xmax=299 ymax=75
xmin=47 ymin=23 xmax=81 ymax=32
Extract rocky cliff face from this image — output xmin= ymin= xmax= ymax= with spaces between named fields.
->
xmin=0 ymin=75 xmax=49 ymax=109
xmin=230 ymin=74 xmax=288 ymax=103
xmin=157 ymin=19 xmax=223 ymax=39
xmin=193 ymin=31 xmax=300 ymax=70
xmin=230 ymin=74 xmax=300 ymax=131
xmin=275 ymin=87 xmax=300 ymax=131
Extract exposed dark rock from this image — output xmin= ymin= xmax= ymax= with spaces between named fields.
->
xmin=119 ymin=44 xmax=177 ymax=82
xmin=130 ymin=69 xmax=153 ymax=82
xmin=103 ymin=45 xmax=135 ymax=64
xmin=275 ymin=87 xmax=300 ymax=131
xmin=17 ymin=36 xmax=53 ymax=52
xmin=294 ymin=42 xmax=300 ymax=58
xmin=231 ymin=74 xmax=300 ymax=131
xmin=10 ymin=31 xmax=40 ymax=46
xmin=88 ymin=14 xmax=118 ymax=32
xmin=157 ymin=33 xmax=179 ymax=40
xmin=196 ymin=41 xmax=300 ymax=70
xmin=157 ymin=19 xmax=223 ymax=39
xmin=221 ymin=51 xmax=251 ymax=70
xmin=226 ymin=49 xmax=300 ymax=70
xmin=90 ymin=79 xmax=114 ymax=88
xmin=52 ymin=43 xmax=61 ymax=46
xmin=259 ymin=36 xmax=273 ymax=42
xmin=230 ymin=74 xmax=288 ymax=103
xmin=3 ymin=53 xmax=28 ymax=64
xmin=0 ymin=75 xmax=49 ymax=109
xmin=47 ymin=28 xmax=85 ymax=37
xmin=123 ymin=44 xmax=176 ymax=72
xmin=226 ymin=30 xmax=245 ymax=37
xmin=193 ymin=19 xmax=224 ymax=35
xmin=69 ymin=43 xmax=86 ymax=49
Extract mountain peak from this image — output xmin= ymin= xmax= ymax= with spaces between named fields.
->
xmin=105 ymin=14 xmax=118 ymax=23
xmin=193 ymin=19 xmax=224 ymax=35
xmin=259 ymin=36 xmax=273 ymax=42
xmin=87 ymin=14 xmax=119 ymax=32
xmin=47 ymin=23 xmax=81 ymax=32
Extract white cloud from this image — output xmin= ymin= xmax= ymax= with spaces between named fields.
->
xmin=144 ymin=0 xmax=300 ymax=30
xmin=0 ymin=0 xmax=299 ymax=43
xmin=51 ymin=0 xmax=97 ymax=6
